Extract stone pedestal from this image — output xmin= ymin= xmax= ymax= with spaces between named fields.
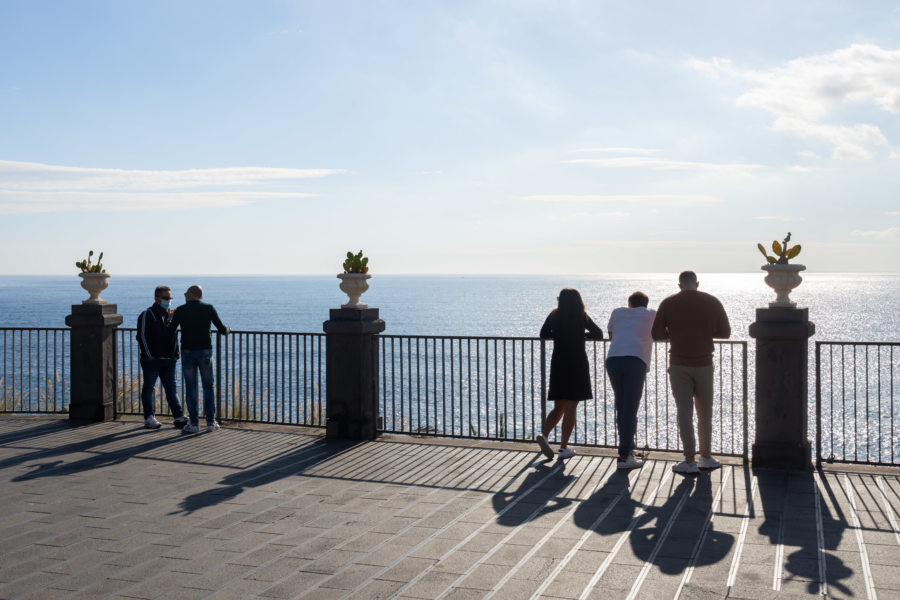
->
xmin=749 ymin=307 xmax=815 ymax=470
xmin=323 ymin=308 xmax=385 ymax=440
xmin=65 ymin=304 xmax=123 ymax=423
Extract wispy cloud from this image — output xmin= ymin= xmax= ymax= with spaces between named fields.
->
xmin=689 ymin=44 xmax=900 ymax=160
xmin=851 ymin=226 xmax=900 ymax=238
xmin=573 ymin=147 xmax=661 ymax=155
xmin=755 ymin=215 xmax=800 ymax=222
xmin=0 ymin=191 xmax=317 ymax=214
xmin=0 ymin=159 xmax=342 ymax=213
xmin=565 ymin=156 xmax=762 ymax=176
xmin=0 ymin=159 xmax=342 ymax=191
xmin=521 ymin=193 xmax=721 ymax=206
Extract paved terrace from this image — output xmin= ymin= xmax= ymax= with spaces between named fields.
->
xmin=1 ymin=417 xmax=899 ymax=600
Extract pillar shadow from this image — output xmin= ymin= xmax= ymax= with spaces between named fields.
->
xmin=174 ymin=437 xmax=359 ymax=514
xmin=754 ymin=469 xmax=853 ymax=596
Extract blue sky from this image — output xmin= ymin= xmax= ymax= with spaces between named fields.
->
xmin=1 ymin=1 xmax=898 ymax=274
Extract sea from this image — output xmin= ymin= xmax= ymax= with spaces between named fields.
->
xmin=0 ymin=273 xmax=897 ymax=342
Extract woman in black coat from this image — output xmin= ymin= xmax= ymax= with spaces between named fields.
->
xmin=536 ymin=288 xmax=604 ymax=459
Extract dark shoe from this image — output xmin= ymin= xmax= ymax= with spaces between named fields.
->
xmin=173 ymin=416 xmax=188 ymax=429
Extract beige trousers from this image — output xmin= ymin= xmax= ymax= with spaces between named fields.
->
xmin=668 ymin=364 xmax=714 ymax=460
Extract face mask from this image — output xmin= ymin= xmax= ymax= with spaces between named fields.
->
xmin=159 ymin=300 xmax=171 ymax=309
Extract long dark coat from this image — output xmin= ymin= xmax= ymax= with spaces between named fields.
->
xmin=540 ymin=310 xmax=604 ymax=401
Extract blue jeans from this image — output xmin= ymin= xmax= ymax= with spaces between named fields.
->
xmin=605 ymin=356 xmax=647 ymax=458
xmin=140 ymin=358 xmax=184 ymax=419
xmin=182 ymin=349 xmax=216 ymax=426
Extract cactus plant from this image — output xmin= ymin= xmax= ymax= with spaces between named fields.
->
xmin=342 ymin=250 xmax=369 ymax=274
xmin=757 ymin=233 xmax=801 ymax=265
xmin=75 ymin=250 xmax=106 ymax=273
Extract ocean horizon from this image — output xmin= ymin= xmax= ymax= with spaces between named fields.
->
xmin=1 ymin=273 xmax=898 ymax=342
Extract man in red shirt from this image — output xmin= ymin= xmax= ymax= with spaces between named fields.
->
xmin=651 ymin=271 xmax=731 ymax=474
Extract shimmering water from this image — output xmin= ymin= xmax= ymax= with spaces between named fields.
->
xmin=1 ymin=272 xmax=898 ymax=341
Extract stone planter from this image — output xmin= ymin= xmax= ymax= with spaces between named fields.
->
xmin=762 ymin=264 xmax=805 ymax=308
xmin=79 ymin=272 xmax=110 ymax=305
xmin=337 ymin=273 xmax=371 ymax=309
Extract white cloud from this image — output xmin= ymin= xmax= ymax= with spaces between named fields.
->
xmin=755 ymin=215 xmax=800 ymax=222
xmin=889 ymin=211 xmax=900 ymax=216
xmin=851 ymin=227 xmax=900 ymax=238
xmin=786 ymin=165 xmax=824 ymax=173
xmin=573 ymin=147 xmax=661 ymax=155
xmin=0 ymin=191 xmax=317 ymax=214
xmin=0 ymin=159 xmax=342 ymax=214
xmin=797 ymin=151 xmax=822 ymax=160
xmin=690 ymin=44 xmax=900 ymax=160
xmin=565 ymin=156 xmax=762 ymax=176
xmin=522 ymin=193 xmax=720 ymax=206
xmin=0 ymin=159 xmax=343 ymax=191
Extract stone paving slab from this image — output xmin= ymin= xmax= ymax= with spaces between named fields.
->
xmin=1 ymin=416 xmax=900 ymax=599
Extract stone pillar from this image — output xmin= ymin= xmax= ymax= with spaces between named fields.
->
xmin=323 ymin=308 xmax=385 ymax=440
xmin=65 ymin=304 xmax=124 ymax=423
xmin=749 ymin=307 xmax=815 ymax=470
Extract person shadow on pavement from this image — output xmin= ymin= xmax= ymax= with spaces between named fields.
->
xmin=574 ymin=466 xmax=734 ymax=575
xmin=492 ymin=460 xmax=575 ymax=527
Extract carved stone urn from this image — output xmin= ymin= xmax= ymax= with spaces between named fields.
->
xmin=337 ymin=273 xmax=371 ymax=309
xmin=79 ymin=272 xmax=110 ymax=305
xmin=761 ymin=264 xmax=805 ymax=308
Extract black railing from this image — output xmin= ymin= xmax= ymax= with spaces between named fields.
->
xmin=116 ymin=329 xmax=326 ymax=427
xmin=0 ymin=327 xmax=69 ymax=414
xmin=379 ymin=336 xmax=749 ymax=458
xmin=816 ymin=341 xmax=900 ymax=466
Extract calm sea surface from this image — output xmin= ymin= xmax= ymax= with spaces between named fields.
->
xmin=0 ymin=273 xmax=897 ymax=342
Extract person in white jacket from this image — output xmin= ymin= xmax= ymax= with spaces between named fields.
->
xmin=605 ymin=292 xmax=656 ymax=469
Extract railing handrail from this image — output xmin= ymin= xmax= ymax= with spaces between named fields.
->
xmin=816 ymin=340 xmax=900 ymax=346
xmin=0 ymin=327 xmax=70 ymax=332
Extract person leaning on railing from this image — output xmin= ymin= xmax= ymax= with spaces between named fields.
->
xmin=605 ymin=291 xmax=656 ymax=470
xmin=168 ymin=284 xmax=230 ymax=434
xmin=651 ymin=270 xmax=731 ymax=475
xmin=535 ymin=288 xmax=604 ymax=460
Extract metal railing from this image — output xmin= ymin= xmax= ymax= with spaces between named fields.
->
xmin=0 ymin=327 xmax=69 ymax=414
xmin=816 ymin=341 xmax=900 ymax=466
xmin=116 ymin=329 xmax=326 ymax=427
xmin=379 ymin=336 xmax=749 ymax=458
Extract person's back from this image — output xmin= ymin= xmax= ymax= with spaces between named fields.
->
xmin=172 ymin=299 xmax=228 ymax=350
xmin=652 ymin=289 xmax=730 ymax=366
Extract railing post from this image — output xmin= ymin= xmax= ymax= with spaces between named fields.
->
xmin=815 ymin=341 xmax=822 ymax=468
xmin=323 ymin=307 xmax=385 ymax=440
xmin=216 ymin=331 xmax=222 ymax=422
xmin=65 ymin=304 xmax=123 ymax=423
xmin=749 ymin=306 xmax=815 ymax=470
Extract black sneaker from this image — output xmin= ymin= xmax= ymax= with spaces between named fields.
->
xmin=173 ymin=416 xmax=188 ymax=429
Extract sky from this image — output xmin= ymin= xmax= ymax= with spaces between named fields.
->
xmin=1 ymin=1 xmax=899 ymax=274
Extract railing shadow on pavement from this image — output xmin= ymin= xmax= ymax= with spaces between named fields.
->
xmin=6 ymin=424 xmax=195 ymax=482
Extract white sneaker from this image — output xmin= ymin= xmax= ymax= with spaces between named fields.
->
xmin=698 ymin=456 xmax=721 ymax=470
xmin=558 ymin=447 xmax=576 ymax=459
xmin=182 ymin=423 xmax=199 ymax=434
xmin=673 ymin=460 xmax=699 ymax=474
xmin=144 ymin=416 xmax=161 ymax=429
xmin=536 ymin=434 xmax=554 ymax=460
xmin=206 ymin=421 xmax=220 ymax=433
xmin=617 ymin=455 xmax=644 ymax=470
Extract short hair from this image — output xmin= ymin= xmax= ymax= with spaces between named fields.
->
xmin=154 ymin=285 xmax=170 ymax=298
xmin=678 ymin=271 xmax=698 ymax=286
xmin=185 ymin=285 xmax=203 ymax=298
xmin=628 ymin=291 xmax=649 ymax=308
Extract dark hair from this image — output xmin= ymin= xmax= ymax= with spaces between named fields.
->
xmin=557 ymin=288 xmax=586 ymax=319
xmin=154 ymin=285 xmax=170 ymax=298
xmin=628 ymin=291 xmax=649 ymax=308
xmin=679 ymin=271 xmax=698 ymax=285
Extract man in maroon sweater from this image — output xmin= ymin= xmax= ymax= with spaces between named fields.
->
xmin=651 ymin=271 xmax=731 ymax=474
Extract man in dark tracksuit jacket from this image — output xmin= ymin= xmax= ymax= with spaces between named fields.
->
xmin=137 ymin=285 xmax=187 ymax=429
xmin=169 ymin=284 xmax=230 ymax=434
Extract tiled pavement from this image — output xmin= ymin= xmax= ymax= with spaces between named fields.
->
xmin=1 ymin=417 xmax=899 ymax=600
